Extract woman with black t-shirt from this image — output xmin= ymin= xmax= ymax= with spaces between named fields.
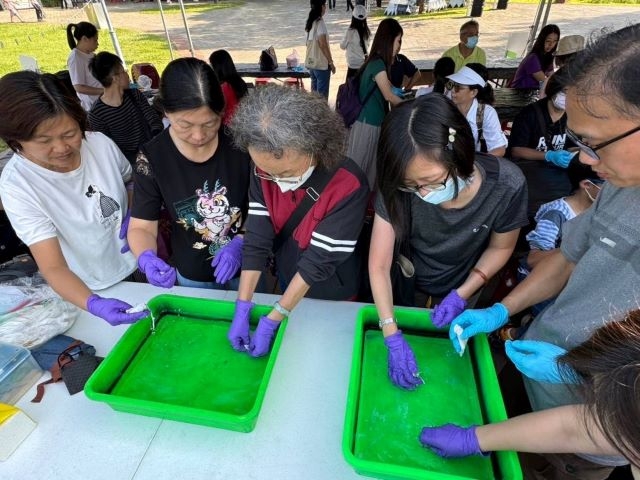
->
xmin=128 ymin=58 xmax=251 ymax=290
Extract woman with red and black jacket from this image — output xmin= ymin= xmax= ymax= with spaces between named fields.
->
xmin=228 ymin=84 xmax=370 ymax=357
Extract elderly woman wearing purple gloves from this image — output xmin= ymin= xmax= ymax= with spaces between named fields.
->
xmin=369 ymin=93 xmax=527 ymax=390
xmin=0 ymin=71 xmax=146 ymax=326
xmin=128 ymin=58 xmax=250 ymax=290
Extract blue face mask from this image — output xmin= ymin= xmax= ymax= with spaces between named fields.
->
xmin=465 ymin=36 xmax=479 ymax=49
xmin=416 ymin=176 xmax=468 ymax=205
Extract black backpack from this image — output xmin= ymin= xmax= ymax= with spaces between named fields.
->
xmin=259 ymin=46 xmax=278 ymax=71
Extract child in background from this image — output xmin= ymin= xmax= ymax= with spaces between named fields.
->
xmin=339 ymin=5 xmax=371 ymax=79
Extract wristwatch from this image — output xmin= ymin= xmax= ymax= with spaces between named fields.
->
xmin=272 ymin=301 xmax=291 ymax=317
xmin=378 ymin=317 xmax=396 ymax=329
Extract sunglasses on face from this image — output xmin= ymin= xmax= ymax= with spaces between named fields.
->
xmin=445 ymin=81 xmax=469 ymax=93
xmin=566 ymin=125 xmax=640 ymax=160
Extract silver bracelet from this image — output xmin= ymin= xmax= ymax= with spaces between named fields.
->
xmin=273 ymin=301 xmax=291 ymax=317
xmin=378 ymin=317 xmax=396 ymax=329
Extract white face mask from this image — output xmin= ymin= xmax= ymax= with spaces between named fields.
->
xmin=275 ymin=165 xmax=316 ymax=193
xmin=552 ymin=92 xmax=566 ymax=111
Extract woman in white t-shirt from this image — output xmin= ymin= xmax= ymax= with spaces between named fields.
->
xmin=446 ymin=65 xmax=508 ymax=157
xmin=339 ymin=5 xmax=371 ymax=79
xmin=305 ymin=0 xmax=335 ymax=99
xmin=0 ymin=71 xmax=146 ymax=327
xmin=66 ymin=21 xmax=103 ymax=111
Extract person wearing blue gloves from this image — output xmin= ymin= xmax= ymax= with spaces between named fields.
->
xmin=368 ymin=93 xmax=527 ymax=389
xmin=227 ymin=85 xmax=369 ymax=358
xmin=128 ymin=58 xmax=250 ymax=290
xmin=422 ymin=309 xmax=640 ymax=479
xmin=448 ymin=24 xmax=640 ymax=479
xmin=509 ymin=71 xmax=590 ymax=219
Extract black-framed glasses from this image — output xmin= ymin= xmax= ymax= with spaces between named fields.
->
xmin=253 ymin=156 xmax=313 ymax=184
xmin=397 ymin=172 xmax=450 ymax=193
xmin=445 ymin=81 xmax=469 ymax=93
xmin=566 ymin=125 xmax=640 ymax=160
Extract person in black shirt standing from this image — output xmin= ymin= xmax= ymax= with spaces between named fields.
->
xmin=128 ymin=58 xmax=251 ymax=290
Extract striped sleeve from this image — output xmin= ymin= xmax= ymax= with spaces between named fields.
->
xmin=241 ymin=172 xmax=275 ymax=272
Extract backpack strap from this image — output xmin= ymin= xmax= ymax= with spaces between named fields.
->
xmin=30 ymin=340 xmax=83 ymax=403
xmin=476 ymin=103 xmax=487 ymax=153
xmin=272 ymin=166 xmax=337 ymax=253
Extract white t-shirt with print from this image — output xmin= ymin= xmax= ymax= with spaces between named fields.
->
xmin=0 ymin=132 xmax=136 ymax=290
xmin=466 ymin=99 xmax=508 ymax=153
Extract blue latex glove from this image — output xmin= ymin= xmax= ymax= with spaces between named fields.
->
xmin=419 ymin=424 xmax=485 ymax=458
xmin=119 ymin=208 xmax=131 ymax=254
xmin=249 ymin=316 xmax=280 ymax=358
xmin=449 ymin=303 xmax=509 ymax=354
xmin=391 ymin=86 xmax=405 ymax=98
xmin=505 ymin=339 xmax=575 ymax=384
xmin=432 ymin=290 xmax=467 ymax=328
xmin=211 ymin=236 xmax=243 ymax=285
xmin=86 ymin=294 xmax=148 ymax=326
xmin=228 ymin=299 xmax=253 ymax=351
xmin=137 ymin=249 xmax=176 ymax=289
xmin=384 ymin=331 xmax=423 ymax=390
xmin=544 ymin=150 xmax=576 ymax=168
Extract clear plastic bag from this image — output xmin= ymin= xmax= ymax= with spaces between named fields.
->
xmin=0 ymin=275 xmax=78 ymax=349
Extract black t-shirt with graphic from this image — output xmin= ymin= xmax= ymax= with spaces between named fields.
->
xmin=132 ymin=128 xmax=251 ymax=281
xmin=509 ymin=98 xmax=583 ymax=218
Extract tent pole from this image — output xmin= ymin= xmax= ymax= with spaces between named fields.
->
xmin=156 ymin=0 xmax=174 ymax=60
xmin=541 ymin=0 xmax=553 ymax=30
xmin=177 ymin=0 xmax=195 ymax=57
xmin=98 ymin=0 xmax=126 ymax=69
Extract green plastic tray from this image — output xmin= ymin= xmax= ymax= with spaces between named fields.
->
xmin=85 ymin=295 xmax=286 ymax=433
xmin=342 ymin=306 xmax=522 ymax=480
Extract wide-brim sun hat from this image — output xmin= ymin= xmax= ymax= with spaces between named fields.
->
xmin=352 ymin=5 xmax=367 ymax=20
xmin=446 ymin=66 xmax=486 ymax=87
xmin=554 ymin=34 xmax=585 ymax=56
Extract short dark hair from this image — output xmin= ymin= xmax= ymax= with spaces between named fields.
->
xmin=66 ymin=21 xmax=98 ymax=50
xmin=559 ymin=309 xmax=640 ymax=468
xmin=0 ymin=71 xmax=86 ymax=152
xmin=376 ymin=93 xmax=475 ymax=240
xmin=432 ymin=57 xmax=455 ymax=94
xmin=562 ymin=24 xmax=640 ymax=119
xmin=460 ymin=20 xmax=479 ymax=34
xmin=544 ymin=68 xmax=565 ymax=99
xmin=89 ymin=51 xmax=123 ymax=88
xmin=157 ymin=57 xmax=224 ymax=115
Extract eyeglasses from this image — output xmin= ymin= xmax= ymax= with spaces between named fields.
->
xmin=445 ymin=81 xmax=469 ymax=93
xmin=253 ymin=156 xmax=313 ymax=184
xmin=566 ymin=125 xmax=640 ymax=160
xmin=398 ymin=172 xmax=450 ymax=193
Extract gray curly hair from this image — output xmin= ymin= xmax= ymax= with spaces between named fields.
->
xmin=229 ymin=84 xmax=346 ymax=170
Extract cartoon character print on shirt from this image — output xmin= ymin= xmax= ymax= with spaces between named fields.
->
xmin=176 ymin=180 xmax=242 ymax=257
xmin=85 ymin=184 xmax=121 ymax=228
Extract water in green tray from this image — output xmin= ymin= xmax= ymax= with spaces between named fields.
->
xmin=111 ymin=314 xmax=267 ymax=416
xmin=354 ymin=329 xmax=495 ymax=479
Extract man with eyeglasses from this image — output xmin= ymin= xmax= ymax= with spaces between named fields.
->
xmin=446 ymin=24 xmax=640 ymax=479
xmin=441 ymin=20 xmax=486 ymax=73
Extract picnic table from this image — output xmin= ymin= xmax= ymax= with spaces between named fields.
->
xmin=414 ymin=58 xmax=521 ymax=87
xmin=235 ymin=64 xmax=310 ymax=89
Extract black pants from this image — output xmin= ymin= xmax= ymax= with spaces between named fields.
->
xmin=328 ymin=0 xmax=335 ymax=8
xmin=346 ymin=0 xmax=354 ymax=10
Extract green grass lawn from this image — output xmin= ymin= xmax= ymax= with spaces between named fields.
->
xmin=0 ymin=23 xmax=172 ymax=77
xmin=138 ymin=0 xmax=243 ymax=14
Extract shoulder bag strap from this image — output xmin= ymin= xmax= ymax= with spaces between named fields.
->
xmin=533 ymin=101 xmax=553 ymax=150
xmin=272 ymin=166 xmax=336 ymax=253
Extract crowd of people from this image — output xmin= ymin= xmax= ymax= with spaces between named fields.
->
xmin=0 ymin=7 xmax=639 ymax=480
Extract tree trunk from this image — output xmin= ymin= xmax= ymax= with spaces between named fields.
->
xmin=418 ymin=0 xmax=425 ymax=13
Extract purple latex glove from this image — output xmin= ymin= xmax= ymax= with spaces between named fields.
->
xmin=384 ymin=331 xmax=423 ymax=390
xmin=228 ymin=299 xmax=254 ymax=351
xmin=137 ymin=249 xmax=176 ymax=288
xmin=432 ymin=290 xmax=467 ymax=328
xmin=119 ymin=208 xmax=131 ymax=254
xmin=211 ymin=236 xmax=243 ymax=285
xmin=86 ymin=294 xmax=148 ymax=326
xmin=419 ymin=424 xmax=485 ymax=458
xmin=249 ymin=316 xmax=280 ymax=358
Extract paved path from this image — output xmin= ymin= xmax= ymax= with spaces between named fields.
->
xmin=3 ymin=0 xmax=639 ymax=99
